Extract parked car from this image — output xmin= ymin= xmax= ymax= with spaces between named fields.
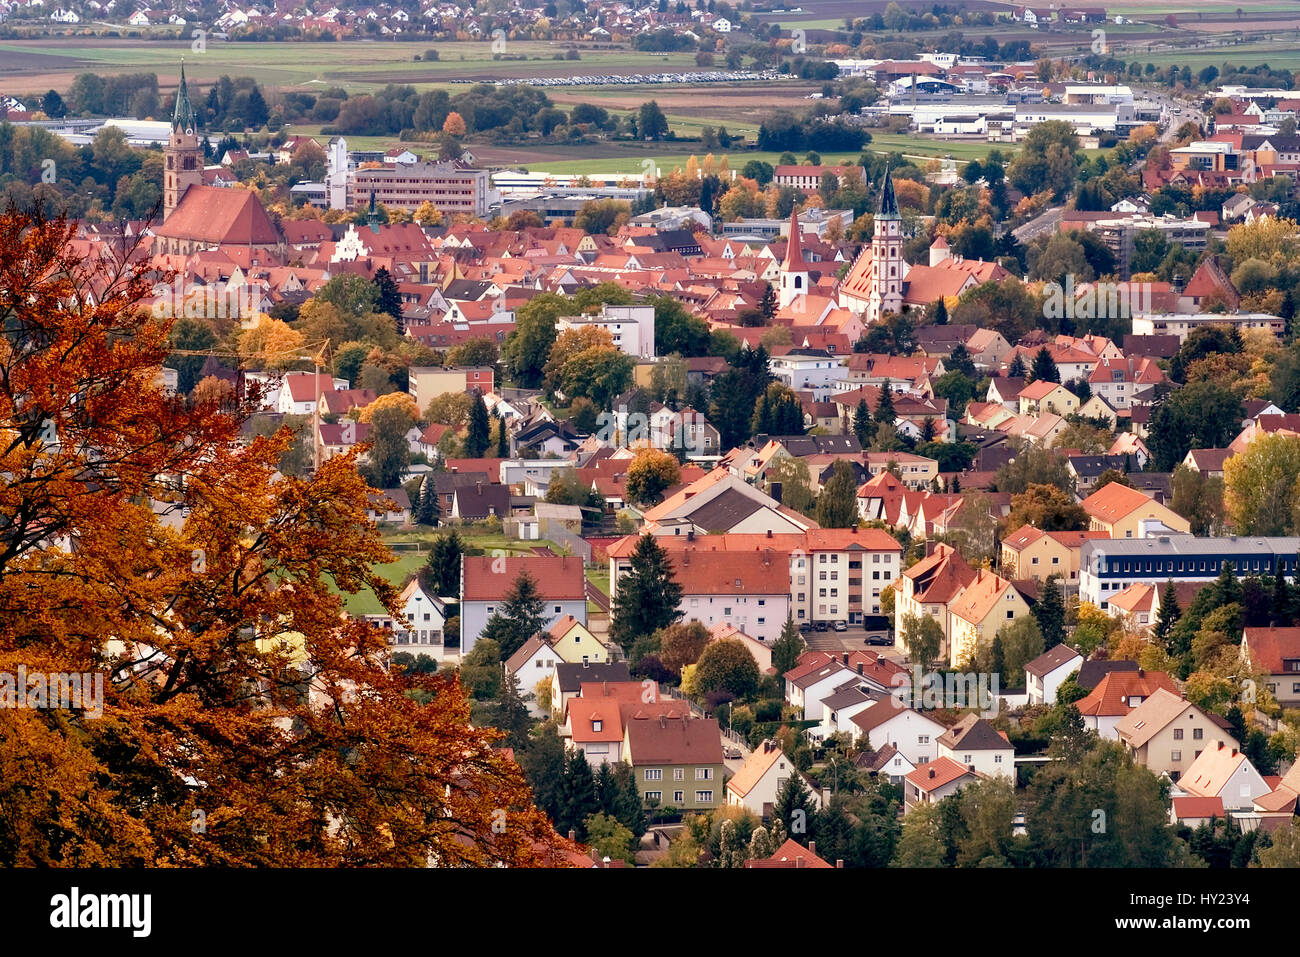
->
xmin=814 ymin=620 xmax=829 ymax=632
xmin=865 ymin=634 xmax=893 ymax=646
xmin=832 ymin=620 xmax=847 ymax=632
xmin=798 ymin=621 xmax=814 ymax=633
xmin=723 ymin=745 xmax=742 ymax=760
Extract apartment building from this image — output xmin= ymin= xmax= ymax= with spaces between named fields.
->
xmin=349 ymin=161 xmax=489 ymax=216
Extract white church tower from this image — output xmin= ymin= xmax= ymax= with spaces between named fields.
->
xmin=327 ymin=136 xmax=349 ymax=211
xmin=864 ymin=164 xmax=905 ymax=321
xmin=778 ymin=207 xmax=810 ymax=308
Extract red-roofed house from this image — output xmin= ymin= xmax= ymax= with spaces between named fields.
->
xmin=1241 ymin=627 xmax=1300 ymax=709
xmin=460 ymin=556 xmax=587 ymax=656
xmin=903 ymin=756 xmax=979 ymax=812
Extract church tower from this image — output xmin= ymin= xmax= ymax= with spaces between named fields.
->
xmin=865 ymin=164 xmax=904 ymax=321
xmin=778 ymin=207 xmax=810 ymax=308
xmin=164 ymin=61 xmax=203 ymax=221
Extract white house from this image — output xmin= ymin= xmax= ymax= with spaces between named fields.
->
xmin=1024 ymin=645 xmax=1084 ymax=706
xmin=725 ymin=741 xmax=822 ymax=819
xmin=850 ymin=703 xmax=947 ymax=766
xmin=936 ymin=714 xmax=1015 ymax=778
xmin=504 ymin=635 xmax=562 ymax=717
xmin=277 ymin=371 xmax=348 ymax=416
xmin=1177 ymin=740 xmax=1271 ymax=811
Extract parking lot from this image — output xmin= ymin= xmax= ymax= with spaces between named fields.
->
xmin=802 ymin=623 xmax=901 ymax=658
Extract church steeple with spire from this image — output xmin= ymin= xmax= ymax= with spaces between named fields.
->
xmin=864 ymin=162 xmax=904 ymax=320
xmin=778 ymin=206 xmax=810 ymax=308
xmin=164 ymin=60 xmax=203 ymax=221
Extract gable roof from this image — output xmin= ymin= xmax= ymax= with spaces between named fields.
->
xmin=462 ymin=555 xmax=586 ymax=602
xmin=938 ymin=713 xmax=1012 ymax=752
xmin=555 ymin=661 xmax=631 ymax=693
xmin=744 ymin=837 xmax=833 ymax=868
xmin=504 ymin=634 xmax=557 ymax=674
xmin=1114 ymin=688 xmax=1203 ymax=748
xmin=1242 ymin=626 xmax=1300 ymax=673
xmin=623 ymin=715 xmax=724 ymax=766
xmin=1179 ymin=739 xmax=1253 ymax=797
xmin=905 ymin=755 xmax=976 ymax=793
xmin=1081 ymin=481 xmax=1159 ymax=523
xmin=154 ymin=185 xmax=283 ymax=246
xmin=1024 ymin=643 xmax=1083 ymax=679
xmin=1076 ymin=668 xmax=1179 ymax=717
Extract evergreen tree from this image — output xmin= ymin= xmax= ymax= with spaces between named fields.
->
xmin=853 ymin=398 xmax=875 ymax=447
xmin=416 ymin=474 xmax=441 ymax=526
xmin=1029 ymin=346 xmax=1060 ymax=383
xmin=773 ymin=772 xmax=817 ymax=846
xmin=920 ymin=417 xmax=937 ymax=442
xmin=1153 ymin=579 xmax=1182 ymax=649
xmin=815 ymin=460 xmax=858 ymax=529
xmin=495 ymin=411 xmax=509 ymax=458
xmin=518 ymin=722 xmax=567 ymax=824
xmin=419 ymin=531 xmax=465 ymax=596
xmin=874 ymin=379 xmax=896 ymax=426
xmin=1209 ymin=562 xmax=1242 ymax=608
xmin=760 ymin=282 xmax=777 ymax=321
xmin=1272 ymin=571 xmax=1294 ymax=626
xmin=609 ymin=761 xmax=647 ymax=838
xmin=1008 ymin=353 xmax=1027 ymax=378
xmin=491 ymin=672 xmax=532 ymax=751
xmin=480 ymin=571 xmax=548 ymax=660
xmin=1034 ymin=573 xmax=1067 ymax=649
xmin=610 ymin=534 xmax=684 ymax=653
xmin=465 ymin=391 xmax=491 ymax=458
xmin=372 ymin=266 xmax=403 ymax=325
xmin=990 ymin=635 xmax=1006 ymax=679
xmin=557 ymin=748 xmax=599 ymax=840
xmin=771 ymin=615 xmax=806 ymax=675
xmin=932 ymin=298 xmax=948 ymax=325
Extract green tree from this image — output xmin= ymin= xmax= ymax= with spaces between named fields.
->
xmin=495 ymin=411 xmax=509 ymax=458
xmin=1029 ymin=346 xmax=1059 ymax=384
xmin=874 ymin=380 xmax=896 ymax=427
xmin=772 ymin=770 xmax=817 ymax=846
xmin=816 ymin=460 xmax=859 ymax=529
xmin=994 ymin=616 xmax=1045 ymax=688
xmin=771 ymin=615 xmax=806 ymax=675
xmin=901 ymin=613 xmax=942 ymax=669
xmin=557 ymin=748 xmax=599 ymax=840
xmin=611 ymin=535 xmax=684 ymax=653
xmin=503 ymin=293 xmax=566 ymax=388
xmin=584 ymin=811 xmax=637 ymax=865
xmin=465 ymin=391 xmax=491 ymax=458
xmin=638 ymin=100 xmax=670 ymax=140
xmin=1035 ymin=574 xmax=1066 ymax=649
xmin=1224 ymin=432 xmax=1300 ymax=536
xmin=693 ymin=639 xmax=761 ymax=700
xmin=372 ymin=266 xmax=403 ymax=325
xmin=420 ymin=531 xmax=467 ymax=596
xmin=1147 ymin=382 xmax=1245 ymax=472
xmin=166 ymin=317 xmax=217 ymax=395
xmin=480 ymin=571 xmax=548 ymax=660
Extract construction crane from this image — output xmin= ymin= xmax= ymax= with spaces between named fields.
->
xmin=164 ymin=338 xmax=333 ymax=473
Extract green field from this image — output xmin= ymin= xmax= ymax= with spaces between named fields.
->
xmin=1138 ymin=39 xmax=1300 ymax=71
xmin=331 ymin=528 xmax=561 ymax=616
xmin=0 ymin=38 xmax=702 ymax=95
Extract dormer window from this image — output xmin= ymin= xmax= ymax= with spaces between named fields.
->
xmin=592 ymin=720 xmax=602 ymax=732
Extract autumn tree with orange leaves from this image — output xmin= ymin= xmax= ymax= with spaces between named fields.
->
xmin=0 ymin=207 xmax=574 ymax=867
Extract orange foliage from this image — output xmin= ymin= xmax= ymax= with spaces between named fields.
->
xmin=0 ymin=208 xmax=572 ymax=867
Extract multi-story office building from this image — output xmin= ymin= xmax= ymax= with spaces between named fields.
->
xmin=1080 ymin=535 xmax=1300 ymax=610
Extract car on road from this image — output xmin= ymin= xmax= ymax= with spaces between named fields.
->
xmin=723 ymin=746 xmax=743 ymax=760
xmin=865 ymin=634 xmax=893 ymax=646
xmin=832 ymin=620 xmax=847 ymax=632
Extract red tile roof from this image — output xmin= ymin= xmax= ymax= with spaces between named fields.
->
xmin=154 ymin=185 xmax=282 ymax=246
xmin=462 ymin=555 xmax=586 ymax=602
xmin=1076 ymin=669 xmax=1179 ymax=717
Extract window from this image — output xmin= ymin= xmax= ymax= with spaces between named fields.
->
xmin=645 ymin=769 xmax=662 ymax=781
xmin=994 ymin=754 xmax=1002 ymax=763
xmin=592 ymin=720 xmax=602 ymax=732
xmin=696 ymin=767 xmax=713 ymax=780
xmin=696 ymin=790 xmax=714 ymax=803
xmin=1173 ymin=728 xmax=1183 ymax=740
xmin=1171 ymin=751 xmax=1182 ymax=762
xmin=1192 ymin=728 xmax=1203 ymax=740
xmin=646 ymin=791 xmax=662 ymax=802
xmin=674 ymin=767 xmax=684 ymax=780
xmin=964 ymin=754 xmax=972 ymax=763
xmin=674 ymin=791 xmax=684 ymax=803
xmin=554 ymin=605 xmax=562 ymax=614
xmin=918 ymin=735 xmax=929 ymax=744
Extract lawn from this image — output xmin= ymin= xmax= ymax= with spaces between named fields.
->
xmin=330 ymin=526 xmax=559 ymax=616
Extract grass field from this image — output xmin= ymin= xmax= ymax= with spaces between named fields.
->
xmin=331 ymin=527 xmax=560 ymax=616
xmin=0 ymin=38 xmax=704 ymax=96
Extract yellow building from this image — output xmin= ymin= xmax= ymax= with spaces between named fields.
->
xmin=1000 ymin=525 xmax=1110 ymax=585
xmin=947 ymin=569 xmax=1031 ymax=668
xmin=547 ymin=615 xmax=609 ymax=665
xmin=1082 ymin=482 xmax=1191 ymax=539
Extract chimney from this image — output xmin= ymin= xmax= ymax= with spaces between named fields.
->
xmin=857 ymin=662 xmax=864 ymax=675
xmin=569 ymin=830 xmax=577 ymax=842
xmin=766 ymin=529 xmax=773 ymax=538
xmin=1232 ymin=748 xmax=1238 ymax=757
xmin=687 ymin=530 xmax=695 ymax=542
xmin=1138 ymin=668 xmax=1145 ymax=678
xmin=583 ymin=659 xmax=590 ymax=669
xmin=842 ymin=652 xmax=849 ymax=665
xmin=836 ymin=859 xmax=844 ymax=868
xmin=929 ymin=768 xmax=936 ymax=778
xmin=1218 ymin=740 xmax=1225 ymax=750
xmin=808 ymin=841 xmax=816 ymax=857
